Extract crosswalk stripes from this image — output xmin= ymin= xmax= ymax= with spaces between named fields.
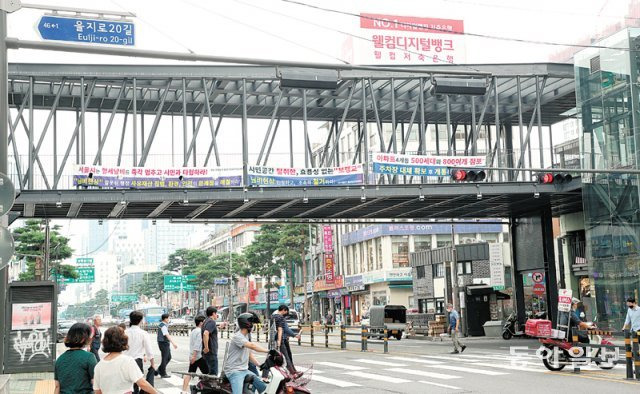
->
xmin=345 ymin=371 xmax=413 ymax=384
xmin=419 ymin=380 xmax=463 ymax=390
xmin=386 ymin=356 xmax=444 ymax=364
xmin=315 ymin=361 xmax=368 ymax=370
xmin=353 ymin=358 xmax=407 ymax=366
xmin=386 ymin=367 xmax=461 ymax=380
xmin=470 ymin=361 xmax=546 ymax=373
xmin=429 ymin=364 xmax=509 ymax=376
xmin=421 ymin=355 xmax=484 ymax=362
xmin=312 ymin=375 xmax=362 ymax=387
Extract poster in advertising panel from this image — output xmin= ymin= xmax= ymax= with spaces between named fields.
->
xmin=73 ymin=165 xmax=242 ymax=189
xmin=11 ymin=302 xmax=52 ymax=330
xmin=371 ymin=152 xmax=486 ymax=176
xmin=341 ymin=13 xmax=466 ymax=65
xmin=248 ymin=164 xmax=363 ymax=187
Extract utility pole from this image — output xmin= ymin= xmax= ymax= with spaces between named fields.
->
xmin=228 ymin=237 xmax=234 ymax=325
xmin=44 ymin=219 xmax=50 ymax=279
xmin=450 ymin=223 xmax=464 ymax=336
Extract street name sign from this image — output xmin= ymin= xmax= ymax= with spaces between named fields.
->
xmin=55 ymin=267 xmax=95 ymax=284
xmin=76 ymin=257 xmax=94 ymax=266
xmin=37 ymin=15 xmax=135 ymax=46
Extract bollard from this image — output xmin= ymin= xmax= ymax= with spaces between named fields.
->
xmin=325 ymin=324 xmax=329 ymax=348
xmin=256 ymin=324 xmax=261 ymax=342
xmin=633 ymin=331 xmax=640 ymax=380
xmin=310 ymin=324 xmax=315 ymax=347
xmin=341 ymin=324 xmax=346 ymax=350
xmin=298 ymin=326 xmax=302 ymax=346
xmin=625 ymin=330 xmax=633 ymax=379
xmin=361 ymin=325 xmax=366 ymax=352
xmin=227 ymin=325 xmax=230 ymax=339
xmin=383 ymin=328 xmax=388 ymax=354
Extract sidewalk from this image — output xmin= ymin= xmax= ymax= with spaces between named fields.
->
xmin=7 ymin=372 xmax=53 ymax=394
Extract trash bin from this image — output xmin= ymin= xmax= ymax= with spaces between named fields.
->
xmin=482 ymin=320 xmax=504 ymax=337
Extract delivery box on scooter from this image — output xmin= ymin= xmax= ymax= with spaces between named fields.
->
xmin=525 ymin=319 xmax=552 ymax=337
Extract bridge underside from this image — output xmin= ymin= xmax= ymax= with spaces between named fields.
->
xmin=11 ymin=180 xmax=582 ymax=221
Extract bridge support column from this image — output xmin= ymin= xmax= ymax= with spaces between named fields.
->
xmin=511 ymin=207 xmax=559 ymax=326
xmin=504 ymin=123 xmax=515 ymax=181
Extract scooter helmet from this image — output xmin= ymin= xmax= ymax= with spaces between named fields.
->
xmin=237 ymin=312 xmax=260 ymax=331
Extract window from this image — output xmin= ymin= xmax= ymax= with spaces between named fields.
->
xmin=372 ymin=290 xmax=387 ymax=306
xmin=392 ymin=236 xmax=410 ymax=268
xmin=416 ymin=265 xmax=425 ymax=279
xmin=457 ymin=261 xmax=473 ymax=274
xmin=432 ymin=263 xmax=445 ymax=278
xmin=480 ymin=233 xmax=499 ymax=243
xmin=436 ymin=234 xmax=452 ymax=248
xmin=414 ymin=235 xmax=431 ymax=252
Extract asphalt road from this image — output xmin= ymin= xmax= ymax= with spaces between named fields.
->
xmin=59 ymin=333 xmax=640 ymax=393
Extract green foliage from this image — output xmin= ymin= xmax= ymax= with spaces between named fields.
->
xmin=245 ymin=224 xmax=286 ymax=286
xmin=166 ymin=249 xmax=211 ymax=273
xmin=64 ymin=289 xmax=110 ymax=319
xmin=274 ymin=224 xmax=309 ymax=264
xmin=133 ymin=272 xmax=165 ymax=299
xmin=13 ymin=219 xmax=75 ymax=281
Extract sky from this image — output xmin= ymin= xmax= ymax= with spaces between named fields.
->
xmin=6 ymin=0 xmax=634 ymax=260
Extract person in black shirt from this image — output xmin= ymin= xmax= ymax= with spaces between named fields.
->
xmin=272 ymin=305 xmax=300 ymax=375
xmin=202 ymin=306 xmax=219 ymax=375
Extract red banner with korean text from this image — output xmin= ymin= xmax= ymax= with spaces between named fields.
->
xmin=325 ymin=253 xmax=335 ymax=284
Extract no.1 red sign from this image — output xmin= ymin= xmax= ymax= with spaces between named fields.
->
xmin=533 ymin=283 xmax=546 ymax=296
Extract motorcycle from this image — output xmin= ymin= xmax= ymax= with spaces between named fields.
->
xmin=178 ymin=350 xmax=312 ymax=394
xmin=538 ymin=326 xmax=617 ymax=371
xmin=502 ymin=311 xmax=547 ymax=340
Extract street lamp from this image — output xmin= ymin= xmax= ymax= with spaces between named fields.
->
xmin=227 ymin=237 xmax=234 ymax=326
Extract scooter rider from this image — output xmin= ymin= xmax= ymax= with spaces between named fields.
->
xmin=224 ymin=312 xmax=270 ymax=394
xmin=569 ymin=298 xmax=592 ymax=343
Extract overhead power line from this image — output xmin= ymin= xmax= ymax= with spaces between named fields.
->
xmin=279 ymin=0 xmax=640 ymax=52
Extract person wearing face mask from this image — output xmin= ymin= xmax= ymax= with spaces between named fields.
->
xmin=622 ymin=298 xmax=640 ymax=333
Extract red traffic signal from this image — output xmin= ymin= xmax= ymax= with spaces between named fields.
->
xmin=535 ymin=173 xmax=573 ymax=184
xmin=451 ymin=169 xmax=486 ymax=182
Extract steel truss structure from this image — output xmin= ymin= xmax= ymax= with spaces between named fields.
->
xmin=5 ymin=62 xmax=580 ymax=220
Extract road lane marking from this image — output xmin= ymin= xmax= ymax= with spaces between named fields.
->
xmin=159 ymin=388 xmax=183 ymax=394
xmin=431 ymin=364 xmax=508 ymax=375
xmin=316 ymin=361 xmax=368 ymax=370
xmin=312 ymin=375 xmax=362 ymax=387
xmin=294 ymin=350 xmax=345 ymax=356
xmin=386 ymin=367 xmax=460 ymax=380
xmin=345 ymin=371 xmax=412 ymax=383
xmin=421 ymin=355 xmax=483 ymax=362
xmin=353 ymin=358 xmax=406 ymax=366
xmin=386 ymin=356 xmax=444 ymax=364
xmin=419 ymin=380 xmax=462 ymax=390
xmin=165 ymin=376 xmax=184 ymax=386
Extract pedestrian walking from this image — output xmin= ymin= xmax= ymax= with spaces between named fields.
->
xmin=446 ymin=303 xmax=466 ymax=354
xmin=124 ymin=311 xmax=156 ymax=394
xmin=325 ymin=312 xmax=334 ymax=333
xmin=622 ymin=297 xmax=640 ymax=332
xmin=93 ymin=327 xmax=157 ymax=394
xmin=182 ymin=315 xmax=209 ymax=394
xmin=272 ymin=305 xmax=301 ymax=376
xmin=157 ymin=313 xmax=178 ymax=378
xmin=202 ymin=306 xmax=219 ymax=375
xmin=89 ymin=315 xmax=102 ymax=362
xmin=54 ymin=323 xmax=97 ymax=394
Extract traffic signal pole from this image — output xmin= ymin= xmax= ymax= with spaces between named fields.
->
xmin=0 ymin=7 xmax=7 ymax=373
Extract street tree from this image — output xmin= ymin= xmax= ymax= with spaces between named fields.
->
xmin=246 ymin=224 xmax=287 ymax=318
xmin=134 ymin=271 xmax=165 ymax=300
xmin=12 ymin=219 xmax=76 ymax=282
xmin=274 ymin=224 xmax=309 ymax=310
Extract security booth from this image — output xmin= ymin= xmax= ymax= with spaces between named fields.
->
xmin=3 ymin=281 xmax=57 ymax=373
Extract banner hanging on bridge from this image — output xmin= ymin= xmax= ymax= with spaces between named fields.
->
xmin=73 ymin=165 xmax=242 ymax=189
xmin=248 ymin=164 xmax=364 ymax=187
xmin=371 ymin=152 xmax=486 ymax=176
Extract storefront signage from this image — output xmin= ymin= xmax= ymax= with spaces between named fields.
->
xmin=341 ymin=222 xmax=503 ymax=246
xmin=323 ymin=226 xmax=334 ymax=252
xmin=248 ymin=164 xmax=363 ymax=187
xmin=361 ymin=269 xmax=412 ymax=284
xmin=74 ymin=165 xmax=242 ymax=189
xmin=489 ymin=243 xmax=505 ymax=290
xmin=345 ymin=274 xmax=366 ymax=291
xmin=371 ymin=153 xmax=485 ymax=177
xmin=327 ymin=289 xmax=348 ymax=298
xmin=314 ymin=275 xmax=344 ymax=291
xmin=325 ymin=253 xmax=335 ymax=284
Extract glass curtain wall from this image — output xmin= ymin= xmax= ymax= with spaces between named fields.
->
xmin=575 ymin=28 xmax=640 ymax=329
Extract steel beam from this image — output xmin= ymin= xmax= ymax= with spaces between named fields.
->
xmin=66 ymin=202 xmax=82 ymax=218
xmin=204 ymin=115 xmax=224 ymax=167
xmin=295 ymin=198 xmax=346 ymax=218
xmin=23 ymin=203 xmax=34 ymax=217
xmin=147 ymin=201 xmax=172 ymax=218
xmin=93 ymin=79 xmax=127 ymax=165
xmin=262 ymin=118 xmax=281 ymax=166
xmin=241 ymin=79 xmax=249 ymax=186
xmin=187 ymin=202 xmax=216 ymax=220
xmin=28 ymin=76 xmax=33 ymax=188
xmin=328 ymin=197 xmax=387 ymax=218
xmin=259 ymin=199 xmax=300 ymax=218
xmin=7 ymin=109 xmax=23 ymax=189
xmin=223 ymin=200 xmax=259 ymax=218
xmin=108 ymin=202 xmax=127 ymax=218
xmin=325 ymin=82 xmax=354 ymax=166
xmin=256 ymin=89 xmax=284 ymax=165
xmin=139 ymin=78 xmax=173 ymax=166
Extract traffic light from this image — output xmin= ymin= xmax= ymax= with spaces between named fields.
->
xmin=450 ymin=169 xmax=486 ymax=182
xmin=534 ymin=172 xmax=573 ymax=184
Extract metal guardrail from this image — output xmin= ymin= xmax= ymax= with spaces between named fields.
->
xmin=296 ymin=324 xmax=391 ymax=353
xmin=570 ymin=329 xmax=640 ymax=380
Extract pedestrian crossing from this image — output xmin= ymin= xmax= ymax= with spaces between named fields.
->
xmin=153 ymin=350 xmax=627 ymax=393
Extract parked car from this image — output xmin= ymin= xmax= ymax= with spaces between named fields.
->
xmin=57 ymin=320 xmax=76 ymax=342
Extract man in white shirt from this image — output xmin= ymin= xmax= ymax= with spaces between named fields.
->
xmin=125 ymin=311 xmax=156 ymax=394
xmin=182 ymin=315 xmax=209 ymax=394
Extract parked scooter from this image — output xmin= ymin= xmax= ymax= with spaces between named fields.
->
xmin=502 ymin=311 xmax=547 ymax=340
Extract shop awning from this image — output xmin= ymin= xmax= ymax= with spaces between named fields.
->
xmin=389 ymin=284 xmax=413 ymax=289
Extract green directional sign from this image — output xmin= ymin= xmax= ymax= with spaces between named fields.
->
xmin=76 ymin=257 xmax=94 ymax=266
xmin=55 ymin=267 xmax=95 ymax=284
xmin=164 ymin=274 xmax=196 ymax=291
xmin=112 ymin=293 xmax=138 ymax=303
